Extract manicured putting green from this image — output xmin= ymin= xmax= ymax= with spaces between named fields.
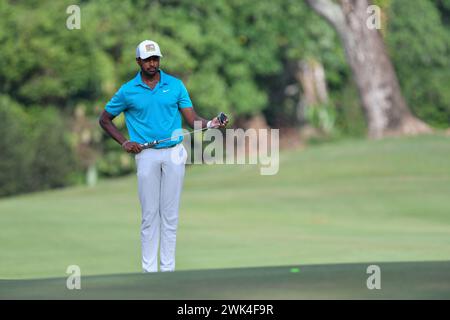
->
xmin=1 ymin=261 xmax=449 ymax=299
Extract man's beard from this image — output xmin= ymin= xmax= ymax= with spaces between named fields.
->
xmin=143 ymin=67 xmax=159 ymax=77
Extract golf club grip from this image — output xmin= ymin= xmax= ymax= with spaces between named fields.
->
xmin=140 ymin=142 xmax=157 ymax=149
xmin=218 ymin=112 xmax=228 ymax=125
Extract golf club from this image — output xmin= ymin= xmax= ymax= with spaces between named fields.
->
xmin=139 ymin=112 xmax=228 ymax=149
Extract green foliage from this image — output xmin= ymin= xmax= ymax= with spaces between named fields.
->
xmin=0 ymin=0 xmax=103 ymax=107
xmin=305 ymin=103 xmax=337 ymax=134
xmin=0 ymin=95 xmax=33 ymax=196
xmin=227 ymin=0 xmax=347 ymax=127
xmin=432 ymin=0 xmax=450 ymax=25
xmin=0 ymin=96 xmax=76 ymax=197
xmin=333 ymin=83 xmax=368 ymax=137
xmin=27 ymin=107 xmax=77 ymax=191
xmin=387 ymin=0 xmax=450 ymax=127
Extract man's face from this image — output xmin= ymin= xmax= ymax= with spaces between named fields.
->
xmin=137 ymin=56 xmax=160 ymax=77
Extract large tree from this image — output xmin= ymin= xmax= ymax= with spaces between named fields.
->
xmin=306 ymin=0 xmax=432 ymax=138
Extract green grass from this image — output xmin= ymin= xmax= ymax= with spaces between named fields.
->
xmin=1 ymin=134 xmax=450 ymax=280
xmin=2 ymin=261 xmax=449 ymax=299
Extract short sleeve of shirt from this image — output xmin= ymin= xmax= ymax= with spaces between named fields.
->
xmin=105 ymin=86 xmax=127 ymax=116
xmin=178 ymin=81 xmax=193 ymax=109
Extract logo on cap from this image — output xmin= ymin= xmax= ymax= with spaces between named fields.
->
xmin=145 ymin=44 xmax=155 ymax=52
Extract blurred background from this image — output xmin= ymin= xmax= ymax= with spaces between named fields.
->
xmin=0 ymin=0 xmax=449 ymax=281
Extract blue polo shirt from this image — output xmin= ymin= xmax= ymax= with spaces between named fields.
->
xmin=105 ymin=70 xmax=193 ymax=148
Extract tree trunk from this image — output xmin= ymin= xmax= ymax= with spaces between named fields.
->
xmin=295 ymin=58 xmax=329 ymax=123
xmin=306 ymin=0 xmax=431 ymax=138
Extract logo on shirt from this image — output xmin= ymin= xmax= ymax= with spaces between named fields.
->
xmin=163 ymin=89 xmax=170 ymax=93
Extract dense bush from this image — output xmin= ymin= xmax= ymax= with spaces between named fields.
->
xmin=333 ymin=82 xmax=368 ymax=137
xmin=27 ymin=107 xmax=77 ymax=191
xmin=387 ymin=0 xmax=450 ymax=128
xmin=0 ymin=96 xmax=33 ymax=196
xmin=0 ymin=96 xmax=77 ymax=197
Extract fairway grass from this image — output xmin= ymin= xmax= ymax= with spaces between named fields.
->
xmin=1 ymin=134 xmax=450 ymax=279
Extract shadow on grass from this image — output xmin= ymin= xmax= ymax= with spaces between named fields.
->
xmin=1 ymin=261 xmax=449 ymax=300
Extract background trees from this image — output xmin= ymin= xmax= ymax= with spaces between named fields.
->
xmin=306 ymin=0 xmax=432 ymax=138
xmin=387 ymin=0 xmax=450 ymax=128
xmin=0 ymin=0 xmax=448 ymax=196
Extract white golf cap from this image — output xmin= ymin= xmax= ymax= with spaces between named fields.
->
xmin=136 ymin=40 xmax=163 ymax=59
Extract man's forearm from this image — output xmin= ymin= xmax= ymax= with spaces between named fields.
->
xmin=99 ymin=113 xmax=128 ymax=146
xmin=192 ymin=114 xmax=208 ymax=129
xmin=180 ymin=107 xmax=208 ymax=129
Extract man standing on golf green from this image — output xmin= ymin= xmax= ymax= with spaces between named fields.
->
xmin=99 ymin=40 xmax=228 ymax=272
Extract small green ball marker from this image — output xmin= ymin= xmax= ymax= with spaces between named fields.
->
xmin=290 ymin=267 xmax=300 ymax=273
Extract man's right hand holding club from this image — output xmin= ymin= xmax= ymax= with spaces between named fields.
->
xmin=207 ymin=112 xmax=229 ymax=129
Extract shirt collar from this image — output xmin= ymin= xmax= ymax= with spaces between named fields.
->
xmin=134 ymin=70 xmax=168 ymax=88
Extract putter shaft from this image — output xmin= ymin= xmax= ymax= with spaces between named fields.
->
xmin=139 ymin=112 xmax=228 ymax=149
xmin=139 ymin=127 xmax=208 ymax=149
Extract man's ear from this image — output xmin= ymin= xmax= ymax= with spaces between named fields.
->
xmin=136 ymin=58 xmax=141 ymax=66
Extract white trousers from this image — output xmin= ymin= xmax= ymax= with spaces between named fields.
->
xmin=135 ymin=144 xmax=186 ymax=272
